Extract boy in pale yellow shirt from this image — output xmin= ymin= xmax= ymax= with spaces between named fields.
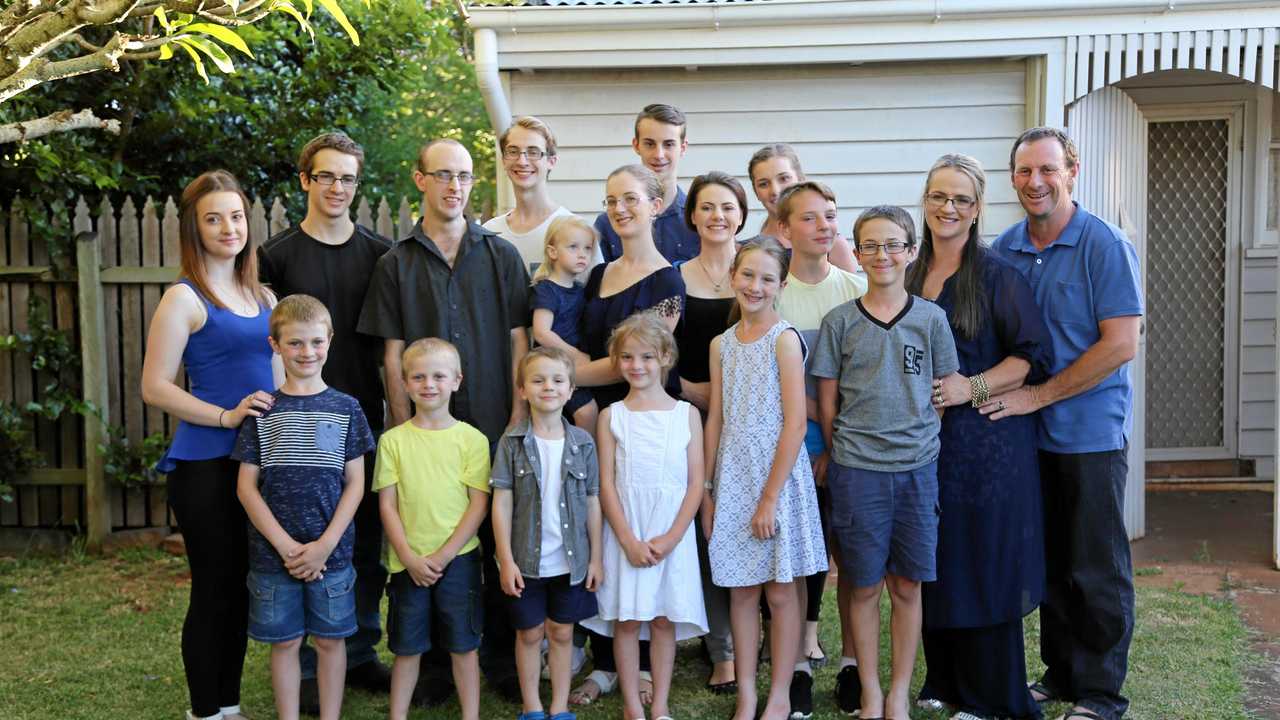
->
xmin=375 ymin=338 xmax=491 ymax=720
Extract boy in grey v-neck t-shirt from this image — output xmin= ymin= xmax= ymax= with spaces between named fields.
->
xmin=811 ymin=295 xmax=958 ymax=471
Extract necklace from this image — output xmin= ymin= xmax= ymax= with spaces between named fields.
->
xmin=696 ymin=256 xmax=732 ymax=293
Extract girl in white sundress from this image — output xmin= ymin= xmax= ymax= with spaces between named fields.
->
xmin=703 ymin=237 xmax=827 ymax=720
xmin=582 ymin=311 xmax=707 ymax=720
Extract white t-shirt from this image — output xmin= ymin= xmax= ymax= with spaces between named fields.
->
xmin=484 ymin=206 xmax=604 ymax=275
xmin=535 ymin=435 xmax=571 ymax=577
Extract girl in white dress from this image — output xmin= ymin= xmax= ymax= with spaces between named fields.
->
xmin=703 ymin=238 xmax=827 ymax=720
xmin=582 ymin=312 xmax=707 ymax=720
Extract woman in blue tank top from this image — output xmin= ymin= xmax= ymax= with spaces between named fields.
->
xmin=142 ymin=170 xmax=279 ymax=720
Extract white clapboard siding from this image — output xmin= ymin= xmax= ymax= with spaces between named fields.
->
xmin=1065 ymin=85 xmax=1147 ymax=540
xmin=508 ymin=59 xmax=1026 ymax=236
xmin=1065 ymin=27 xmax=1280 ymax=104
xmin=1241 ymin=255 xmax=1277 ymax=479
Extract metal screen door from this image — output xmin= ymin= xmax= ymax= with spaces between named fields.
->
xmin=1145 ymin=118 xmax=1233 ymax=457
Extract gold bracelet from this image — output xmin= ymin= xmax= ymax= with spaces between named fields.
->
xmin=969 ymin=373 xmax=990 ymax=407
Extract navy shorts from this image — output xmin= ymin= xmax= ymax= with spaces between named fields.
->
xmin=564 ymin=387 xmax=596 ymax=417
xmin=246 ymin=564 xmax=357 ymax=643
xmin=386 ymin=549 xmax=483 ymax=656
xmin=508 ymin=574 xmax=598 ymax=630
xmin=827 ymin=460 xmax=939 ymax=587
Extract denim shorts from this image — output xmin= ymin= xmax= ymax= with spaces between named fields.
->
xmin=246 ymin=564 xmax=357 ymax=643
xmin=508 ymin=573 xmax=598 ymax=630
xmin=827 ymin=460 xmax=939 ymax=587
xmin=386 ymin=549 xmax=483 ymax=656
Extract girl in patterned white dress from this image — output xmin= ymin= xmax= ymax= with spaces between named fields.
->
xmin=703 ymin=238 xmax=828 ymax=720
xmin=581 ymin=312 xmax=707 ymax=720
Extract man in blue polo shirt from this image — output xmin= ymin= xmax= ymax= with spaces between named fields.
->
xmin=982 ymin=127 xmax=1143 ymax=720
xmin=594 ymin=103 xmax=700 ymax=263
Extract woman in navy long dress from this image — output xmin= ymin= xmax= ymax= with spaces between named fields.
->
xmin=142 ymin=170 xmax=279 ymax=720
xmin=570 ymin=163 xmax=686 ymax=707
xmin=905 ymin=154 xmax=1053 ymax=720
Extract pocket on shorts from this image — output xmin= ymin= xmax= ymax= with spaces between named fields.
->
xmin=247 ymin=575 xmax=275 ymax=625
xmin=323 ymin=568 xmax=356 ymax=624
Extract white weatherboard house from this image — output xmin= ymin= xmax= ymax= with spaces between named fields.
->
xmin=466 ymin=0 xmax=1280 ymax=567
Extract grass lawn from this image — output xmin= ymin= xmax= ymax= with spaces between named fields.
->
xmin=0 ymin=548 xmax=1257 ymax=720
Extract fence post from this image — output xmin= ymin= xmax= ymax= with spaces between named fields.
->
xmin=75 ymin=230 xmax=111 ymax=552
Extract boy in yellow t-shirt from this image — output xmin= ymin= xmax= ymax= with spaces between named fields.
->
xmin=375 ymin=338 xmax=491 ymax=720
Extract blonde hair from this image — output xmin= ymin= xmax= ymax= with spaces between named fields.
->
xmin=518 ymin=346 xmax=576 ymax=387
xmin=269 ymin=294 xmax=333 ymax=339
xmin=500 ymin=116 xmax=558 ymax=157
xmin=533 ymin=215 xmax=597 ymax=284
xmin=608 ymin=312 xmax=678 ymax=382
xmin=607 ymin=164 xmax=665 ymax=206
xmin=401 ymin=337 xmax=461 ymax=378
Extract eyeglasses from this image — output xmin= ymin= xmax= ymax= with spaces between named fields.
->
xmin=423 ymin=170 xmax=475 ymax=185
xmin=502 ymin=147 xmax=547 ymax=161
xmin=603 ymin=194 xmax=644 ymax=210
xmin=309 ymin=172 xmax=360 ymax=188
xmin=856 ymin=241 xmax=910 ymax=256
xmin=924 ymin=192 xmax=976 ymax=211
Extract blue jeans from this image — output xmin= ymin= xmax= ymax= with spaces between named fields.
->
xmin=247 ymin=565 xmax=357 ymax=642
xmin=300 ymin=452 xmax=386 ymax=678
xmin=1037 ymin=447 xmax=1134 ymax=720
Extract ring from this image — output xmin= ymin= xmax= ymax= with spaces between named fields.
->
xmin=998 ymin=401 xmax=1006 ymax=410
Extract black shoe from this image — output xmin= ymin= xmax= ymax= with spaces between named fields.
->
xmin=299 ymin=677 xmax=320 ymax=716
xmin=835 ymin=665 xmax=861 ymax=717
xmin=491 ymin=672 xmax=524 ymax=704
xmin=346 ymin=659 xmax=392 ymax=693
xmin=413 ymin=677 xmax=455 ymax=708
xmin=789 ymin=670 xmax=813 ymax=720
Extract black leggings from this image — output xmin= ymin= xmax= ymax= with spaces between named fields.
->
xmin=762 ymin=485 xmax=829 ymax=624
xmin=168 ymin=457 xmax=249 ymax=717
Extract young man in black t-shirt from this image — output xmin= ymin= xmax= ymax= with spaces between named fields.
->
xmin=258 ymin=132 xmax=392 ymax=708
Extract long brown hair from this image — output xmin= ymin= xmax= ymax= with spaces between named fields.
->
xmin=904 ymin=154 xmax=988 ymax=340
xmin=178 ymin=170 xmax=270 ymax=310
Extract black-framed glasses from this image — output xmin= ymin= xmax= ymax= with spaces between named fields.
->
xmin=424 ymin=170 xmax=475 ymax=185
xmin=309 ymin=172 xmax=360 ymax=188
xmin=924 ymin=192 xmax=976 ymax=211
xmin=502 ymin=147 xmax=547 ymax=161
xmin=856 ymin=241 xmax=910 ymax=256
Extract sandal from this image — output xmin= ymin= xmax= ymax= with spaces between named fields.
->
xmin=569 ymin=670 xmax=616 ymax=706
xmin=639 ymin=670 xmax=654 ymax=706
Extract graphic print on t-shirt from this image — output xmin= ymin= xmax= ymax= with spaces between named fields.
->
xmin=903 ymin=345 xmax=924 ymax=375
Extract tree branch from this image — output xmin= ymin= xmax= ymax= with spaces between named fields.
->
xmin=0 ymin=108 xmax=121 ymax=144
xmin=0 ymin=31 xmax=127 ymax=103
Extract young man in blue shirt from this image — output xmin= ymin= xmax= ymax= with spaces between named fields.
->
xmin=982 ymin=127 xmax=1143 ymax=720
xmin=593 ymin=103 xmax=700 ymax=263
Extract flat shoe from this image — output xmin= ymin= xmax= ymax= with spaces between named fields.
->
xmin=706 ymin=679 xmax=737 ymax=695
xmin=1029 ymin=681 xmax=1059 ymax=704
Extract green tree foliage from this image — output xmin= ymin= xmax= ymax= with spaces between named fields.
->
xmin=1 ymin=0 xmax=493 ymax=240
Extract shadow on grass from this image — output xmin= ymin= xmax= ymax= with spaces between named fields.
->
xmin=0 ymin=550 xmax=1257 ymax=719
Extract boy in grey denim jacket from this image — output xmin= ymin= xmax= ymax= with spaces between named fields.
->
xmin=491 ymin=347 xmax=603 ymax=720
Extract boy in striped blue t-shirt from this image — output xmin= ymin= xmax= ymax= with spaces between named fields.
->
xmin=234 ymin=294 xmax=375 ymax=720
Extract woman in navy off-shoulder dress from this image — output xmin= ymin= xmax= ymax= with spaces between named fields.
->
xmin=906 ymin=154 xmax=1053 ymax=720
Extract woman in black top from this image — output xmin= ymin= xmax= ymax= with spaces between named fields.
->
xmin=571 ymin=163 xmax=685 ymax=708
xmin=675 ymin=171 xmax=748 ymax=694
